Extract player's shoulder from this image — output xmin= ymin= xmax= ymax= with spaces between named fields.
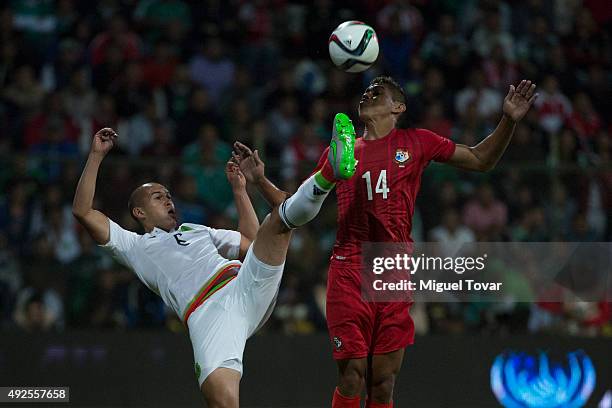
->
xmin=176 ymin=223 xmax=208 ymax=233
xmin=403 ymin=127 xmax=440 ymax=138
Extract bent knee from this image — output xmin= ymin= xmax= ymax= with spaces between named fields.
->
xmin=369 ymin=372 xmax=396 ymax=402
xmin=338 ymin=364 xmax=366 ymax=397
xmin=203 ymin=385 xmax=238 ymax=408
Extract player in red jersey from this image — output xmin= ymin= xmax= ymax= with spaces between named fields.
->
xmin=312 ymin=76 xmax=538 ymax=408
xmin=234 ymin=76 xmax=537 ymax=407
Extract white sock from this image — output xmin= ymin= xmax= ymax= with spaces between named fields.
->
xmin=279 ymin=172 xmax=334 ymax=229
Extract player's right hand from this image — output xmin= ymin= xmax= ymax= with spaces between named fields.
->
xmin=91 ymin=128 xmax=118 ymax=156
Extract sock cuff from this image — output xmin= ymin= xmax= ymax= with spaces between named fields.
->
xmin=278 ymin=200 xmax=297 ymax=229
xmin=314 ymin=171 xmax=335 ymax=191
xmin=365 ymin=399 xmax=393 ymax=408
xmin=333 ymin=387 xmax=360 ymax=407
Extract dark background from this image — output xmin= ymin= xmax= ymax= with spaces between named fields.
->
xmin=1 ymin=333 xmax=610 ymax=407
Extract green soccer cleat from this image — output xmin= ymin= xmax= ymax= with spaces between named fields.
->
xmin=328 ymin=113 xmax=357 ymax=180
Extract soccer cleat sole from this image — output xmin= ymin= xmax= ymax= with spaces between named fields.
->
xmin=329 ymin=113 xmax=357 ymax=180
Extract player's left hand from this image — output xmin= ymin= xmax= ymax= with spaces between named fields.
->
xmin=502 ymin=79 xmax=539 ymax=122
xmin=232 ymin=142 xmax=265 ymax=183
xmin=225 ymin=160 xmax=246 ymax=191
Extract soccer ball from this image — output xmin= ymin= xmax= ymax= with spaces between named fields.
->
xmin=328 ymin=21 xmax=379 ymax=73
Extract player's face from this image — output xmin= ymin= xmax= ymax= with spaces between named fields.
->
xmin=143 ymin=184 xmax=177 ymax=231
xmin=358 ymin=84 xmax=395 ymax=120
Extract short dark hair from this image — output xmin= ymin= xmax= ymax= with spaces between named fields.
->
xmin=370 ymin=76 xmax=406 ymax=105
xmin=128 ymin=185 xmax=149 ymax=223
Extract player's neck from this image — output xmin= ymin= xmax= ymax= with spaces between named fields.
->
xmin=363 ymin=117 xmax=395 ymax=140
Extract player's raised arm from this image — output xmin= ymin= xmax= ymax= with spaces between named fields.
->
xmin=225 ymin=159 xmax=259 ymax=260
xmin=447 ymin=79 xmax=539 ymax=172
xmin=72 ymin=128 xmax=117 ymax=244
xmin=233 ymin=141 xmax=290 ymax=207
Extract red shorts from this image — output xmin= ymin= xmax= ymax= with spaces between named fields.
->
xmin=326 ymin=264 xmax=415 ymax=360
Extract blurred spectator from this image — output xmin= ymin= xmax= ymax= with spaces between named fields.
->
xmin=267 ymin=95 xmax=301 ymax=148
xmin=140 ymin=39 xmax=179 ymax=88
xmin=89 ymin=14 xmax=141 ymax=67
xmin=515 ymin=15 xmax=559 ymax=77
xmin=463 ymin=183 xmax=508 ymax=240
xmin=40 ymin=38 xmax=85 ymax=91
xmin=412 ymin=68 xmax=453 ymax=123
xmin=189 ymin=36 xmax=235 ymax=101
xmin=141 ymin=120 xmax=179 ymax=157
xmin=134 ymin=0 xmax=191 ymax=44
xmin=112 ymin=62 xmax=150 ymax=118
xmin=2 ymin=65 xmax=45 ymax=116
xmin=421 ymin=14 xmax=467 ymax=65
xmin=181 ymin=124 xmax=233 ymax=212
xmin=0 ymin=233 xmax=22 ymax=327
xmin=377 ymin=0 xmax=423 ymax=40
xmin=544 ymin=182 xmax=577 ymax=239
xmin=568 ymin=92 xmax=602 ymax=141
xmin=176 ymin=87 xmax=219 ymax=146
xmin=281 ymin=123 xmax=326 ymax=185
xmin=563 ymin=7 xmax=609 ymax=69
xmin=534 ymin=75 xmax=572 ymax=135
xmin=511 ymin=207 xmax=549 ymax=242
xmin=379 ymin=12 xmax=415 ymax=83
xmin=24 ymin=91 xmax=79 ymax=148
xmin=66 ymin=230 xmax=110 ymax=326
xmin=222 ymin=99 xmax=253 ymax=144
xmin=13 ymin=290 xmax=58 ymax=332
xmin=11 ymin=0 xmax=57 ymax=61
xmin=420 ymin=101 xmax=453 ymax=139
xmin=117 ymin=99 xmax=157 ymax=156
xmin=482 ymin=43 xmax=519 ymax=91
xmin=503 ymin=122 xmax=545 ymax=163
xmin=565 ymin=213 xmax=598 ymax=241
xmin=429 ymin=209 xmax=475 ymax=257
xmin=89 ymin=267 xmax=130 ymax=328
xmin=173 ymin=174 xmax=206 ymax=225
xmin=160 ymin=64 xmax=192 ymax=122
xmin=455 ymin=69 xmax=503 ymax=123
xmin=471 ymin=6 xmax=515 ymax=61
xmin=29 ymin=117 xmax=79 ymax=181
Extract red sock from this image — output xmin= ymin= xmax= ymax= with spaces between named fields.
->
xmin=319 ymin=159 xmax=337 ymax=183
xmin=365 ymin=398 xmax=393 ymax=408
xmin=332 ymin=387 xmax=360 ymax=408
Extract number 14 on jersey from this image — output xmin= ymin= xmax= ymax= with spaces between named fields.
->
xmin=362 ymin=170 xmax=389 ymax=200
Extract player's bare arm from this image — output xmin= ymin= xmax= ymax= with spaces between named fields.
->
xmin=72 ymin=128 xmax=117 ymax=244
xmin=447 ymin=79 xmax=539 ymax=172
xmin=225 ymin=160 xmax=259 ymax=260
xmin=232 ymin=141 xmax=290 ymax=207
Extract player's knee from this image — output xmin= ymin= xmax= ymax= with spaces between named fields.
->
xmin=201 ymin=374 xmax=239 ymax=408
xmin=368 ymin=372 xmax=396 ymax=403
xmin=203 ymin=384 xmax=238 ymax=408
xmin=338 ymin=364 xmax=366 ymax=396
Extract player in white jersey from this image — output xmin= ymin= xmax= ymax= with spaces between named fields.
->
xmin=72 ymin=120 xmax=357 ymax=407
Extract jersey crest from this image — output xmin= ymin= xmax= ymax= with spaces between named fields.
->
xmin=394 ymin=148 xmax=411 ymax=166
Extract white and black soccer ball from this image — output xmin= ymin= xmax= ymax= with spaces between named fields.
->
xmin=328 ymin=21 xmax=379 ymax=73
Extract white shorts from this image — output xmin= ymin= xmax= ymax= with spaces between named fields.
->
xmin=187 ymin=245 xmax=284 ymax=386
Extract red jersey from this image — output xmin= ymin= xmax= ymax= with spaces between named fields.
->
xmin=315 ymin=127 xmax=455 ymax=268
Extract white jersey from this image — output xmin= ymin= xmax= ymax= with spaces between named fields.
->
xmin=101 ymin=220 xmax=241 ymax=318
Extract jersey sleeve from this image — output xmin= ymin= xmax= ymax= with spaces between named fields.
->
xmin=419 ymin=129 xmax=456 ymax=163
xmin=100 ymin=219 xmax=139 ymax=268
xmin=207 ymin=227 xmax=241 ymax=260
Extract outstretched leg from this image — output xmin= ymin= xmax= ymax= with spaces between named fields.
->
xmin=250 ymin=113 xmax=357 ymax=265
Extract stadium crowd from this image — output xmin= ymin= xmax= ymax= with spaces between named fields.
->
xmin=0 ymin=0 xmax=610 ymax=337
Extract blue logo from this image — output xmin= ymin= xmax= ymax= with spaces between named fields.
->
xmin=491 ymin=350 xmax=596 ymax=408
